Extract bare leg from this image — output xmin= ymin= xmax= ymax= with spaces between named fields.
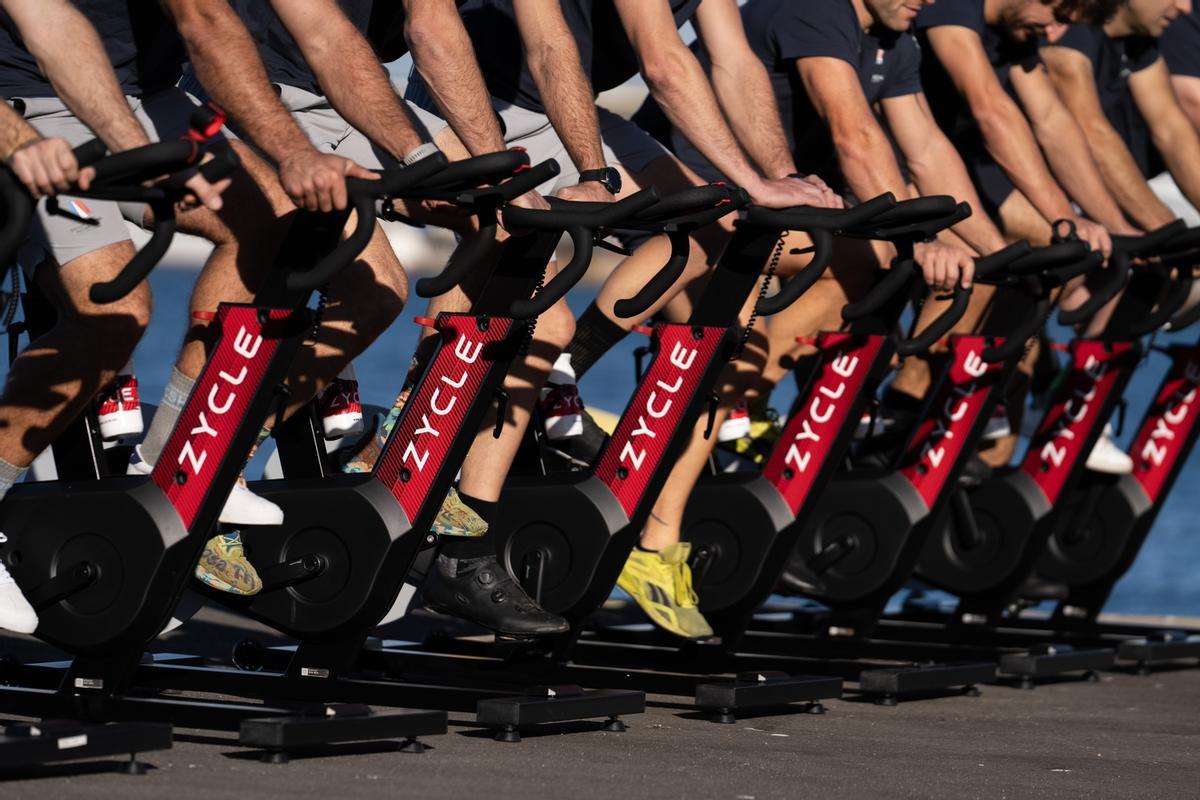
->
xmin=0 ymin=242 xmax=151 ymax=466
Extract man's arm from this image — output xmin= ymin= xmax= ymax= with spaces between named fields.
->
xmin=882 ymin=91 xmax=1009 ymax=255
xmin=270 ymin=0 xmax=423 ymax=162
xmin=925 ymin=26 xmax=1106 ymax=248
xmin=1130 ymin=58 xmax=1200 ymax=211
xmin=3 ymin=0 xmax=148 ymax=151
xmin=612 ymin=0 xmax=828 ymax=208
xmin=0 ymin=99 xmax=91 ymax=197
xmin=693 ymin=0 xmax=795 ymax=180
xmin=1042 ymin=45 xmax=1175 ymax=229
xmin=1010 ymin=61 xmax=1136 ymax=234
xmin=403 ymin=0 xmax=507 ymax=157
xmin=161 ymin=0 xmax=373 ymax=211
xmin=1173 ymin=75 xmax=1200 ymax=131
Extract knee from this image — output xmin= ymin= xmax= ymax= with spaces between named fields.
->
xmin=358 ymin=256 xmax=408 ymax=338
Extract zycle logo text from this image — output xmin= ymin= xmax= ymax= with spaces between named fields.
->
xmin=176 ymin=326 xmax=263 ymax=478
xmin=1039 ymin=353 xmax=1108 ymax=470
xmin=1140 ymin=360 xmax=1200 ymax=469
xmin=916 ymin=350 xmax=989 ymax=472
xmin=618 ymin=340 xmax=699 ymax=472
xmin=400 ymin=333 xmax=485 ymax=474
xmin=783 ymin=352 xmax=861 ymax=475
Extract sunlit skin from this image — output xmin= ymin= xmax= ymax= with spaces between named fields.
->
xmin=862 ymin=0 xmax=933 ymax=31
xmin=1108 ymin=0 xmax=1191 ymax=37
xmin=990 ymin=0 xmax=1071 ymax=42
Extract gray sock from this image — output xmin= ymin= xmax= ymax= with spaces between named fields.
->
xmin=140 ymin=367 xmax=196 ymax=465
xmin=0 ymin=455 xmax=27 ymax=505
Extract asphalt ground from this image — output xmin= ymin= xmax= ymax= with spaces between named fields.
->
xmin=1 ymin=606 xmax=1198 ymax=799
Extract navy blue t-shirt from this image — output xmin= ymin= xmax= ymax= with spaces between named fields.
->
xmin=915 ymin=0 xmax=1040 ymax=146
xmin=1162 ymin=8 xmax=1200 ymax=79
xmin=1053 ymin=24 xmax=1159 ymax=177
xmin=461 ymin=0 xmax=703 ymax=114
xmin=0 ymin=1 xmax=183 ymax=99
xmin=738 ymin=0 xmax=921 ymax=186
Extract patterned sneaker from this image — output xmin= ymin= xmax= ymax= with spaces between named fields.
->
xmin=194 ymin=532 xmax=261 ymax=595
xmin=718 ymin=397 xmax=781 ymax=465
xmin=342 ymin=358 xmax=419 ymax=474
xmin=319 ymin=364 xmax=363 ymax=439
xmin=431 ymin=487 xmax=488 ymax=538
xmin=616 ymin=542 xmax=713 ymax=640
xmin=97 ymin=370 xmax=143 ymax=441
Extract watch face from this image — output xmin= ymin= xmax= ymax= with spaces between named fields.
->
xmin=602 ymin=167 xmax=622 ymax=194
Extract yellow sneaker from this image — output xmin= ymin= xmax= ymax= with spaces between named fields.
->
xmin=720 ymin=397 xmax=781 ymax=465
xmin=195 ymin=532 xmax=261 ymax=595
xmin=616 ymin=542 xmax=713 ymax=640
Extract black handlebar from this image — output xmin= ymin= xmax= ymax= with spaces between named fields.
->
xmin=412 ymin=156 xmax=558 ymax=299
xmin=505 ymin=190 xmax=661 ymax=319
xmin=286 ymin=153 xmax=450 ymax=293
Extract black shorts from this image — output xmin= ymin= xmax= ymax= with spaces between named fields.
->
xmin=960 ymin=143 xmax=1015 ymax=219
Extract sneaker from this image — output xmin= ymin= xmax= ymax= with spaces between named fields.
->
xmin=128 ymin=445 xmax=284 ymax=526
xmin=616 ymin=542 xmax=713 ymax=640
xmin=718 ymin=397 xmax=781 ymax=465
xmin=421 ymin=554 xmax=569 ymax=636
xmin=431 ymin=487 xmax=488 ymax=538
xmin=540 ymin=354 xmax=585 ymax=440
xmin=194 ymin=532 xmax=261 ymax=595
xmin=318 ymin=365 xmax=363 ymax=439
xmin=717 ymin=400 xmax=752 ymax=442
xmin=0 ymin=535 xmax=37 ymax=634
xmin=982 ymin=404 xmax=1011 ymax=441
xmin=1086 ymin=423 xmax=1133 ymax=474
xmin=97 ymin=372 xmax=144 ymax=441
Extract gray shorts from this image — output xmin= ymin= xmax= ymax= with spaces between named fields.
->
xmin=275 ymin=83 xmax=449 ymax=169
xmin=404 ymin=71 xmax=668 ymax=193
xmin=11 ymin=88 xmax=219 ymax=272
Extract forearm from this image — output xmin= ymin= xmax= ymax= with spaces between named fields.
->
xmin=12 ymin=2 xmax=148 ymax=151
xmin=646 ymin=48 xmax=764 ymax=191
xmin=1154 ymin=118 xmax=1200 ymax=212
xmin=407 ymin=12 xmax=507 ymax=156
xmin=709 ymin=54 xmax=795 ymax=179
xmin=1082 ymin=118 xmax=1174 ymax=228
xmin=166 ymin=1 xmax=314 ymax=165
xmin=0 ymin=102 xmax=40 ymax=160
xmin=1033 ymin=105 xmax=1131 ymax=232
xmin=836 ymin=122 xmax=912 ymax=205
xmin=303 ymin=24 xmax=423 ymax=160
xmin=526 ymin=41 xmax=606 ymax=173
xmin=909 ymin=134 xmax=1008 ymax=254
xmin=975 ymin=99 xmax=1075 ymax=222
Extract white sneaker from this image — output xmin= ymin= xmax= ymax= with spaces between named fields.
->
xmin=1086 ymin=424 xmax=1133 ymax=474
xmin=717 ymin=400 xmax=752 ymax=442
xmin=128 ymin=445 xmax=284 ymax=526
xmin=96 ymin=371 xmax=144 ymax=441
xmin=539 ymin=354 xmax=585 ymax=440
xmin=0 ymin=538 xmax=38 ymax=634
xmin=318 ymin=364 xmax=364 ymax=440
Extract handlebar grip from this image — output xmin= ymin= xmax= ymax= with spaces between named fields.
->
xmin=502 ymin=187 xmax=658 ymax=231
xmin=757 ymin=228 xmax=835 ymax=315
xmin=973 ymin=240 xmax=1032 ymax=280
xmin=196 ymin=144 xmax=242 ymax=183
xmin=1112 ymin=219 xmax=1187 ymax=257
xmin=491 ymin=160 xmax=560 ymax=202
xmin=1058 ymin=250 xmax=1131 ymax=325
xmin=89 ymin=139 xmax=197 ymax=186
xmin=371 ymin=152 xmax=450 ymax=197
xmin=414 ymin=220 xmax=498 ymax=298
xmin=72 ymin=139 xmax=109 ymax=169
xmin=1007 ymin=241 xmax=1089 ymax=275
xmin=742 ymin=192 xmax=897 ymax=234
xmin=869 ymin=195 xmax=960 ymax=228
xmin=287 ymin=192 xmax=376 ymax=292
xmin=1044 ymin=251 xmax=1104 ymax=287
xmin=636 ymin=185 xmax=733 ymax=220
xmin=88 ymin=199 xmax=177 ymax=304
xmin=982 ymin=297 xmax=1051 ymax=363
xmin=896 ymin=284 xmax=971 ymax=357
xmin=613 ymin=230 xmax=689 ymax=320
xmin=842 ymin=258 xmax=915 ymax=321
xmin=510 ymin=224 xmax=591 ymax=318
xmin=1128 ymin=269 xmax=1194 ymax=336
xmin=419 ymin=149 xmax=529 ymax=190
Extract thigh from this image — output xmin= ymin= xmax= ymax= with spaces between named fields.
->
xmin=998 ymin=188 xmax=1052 ymax=246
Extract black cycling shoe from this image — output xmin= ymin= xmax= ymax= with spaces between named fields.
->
xmin=547 ymin=408 xmax=610 ymax=468
xmin=421 ymin=554 xmax=570 ymax=636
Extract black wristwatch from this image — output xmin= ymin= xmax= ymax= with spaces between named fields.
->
xmin=579 ymin=166 xmax=622 ymax=194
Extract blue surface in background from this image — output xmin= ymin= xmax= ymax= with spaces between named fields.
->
xmin=15 ymin=267 xmax=1198 ymax=617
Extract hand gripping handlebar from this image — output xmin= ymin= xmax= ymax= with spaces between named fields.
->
xmin=1058 ymin=219 xmax=1188 ymax=325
